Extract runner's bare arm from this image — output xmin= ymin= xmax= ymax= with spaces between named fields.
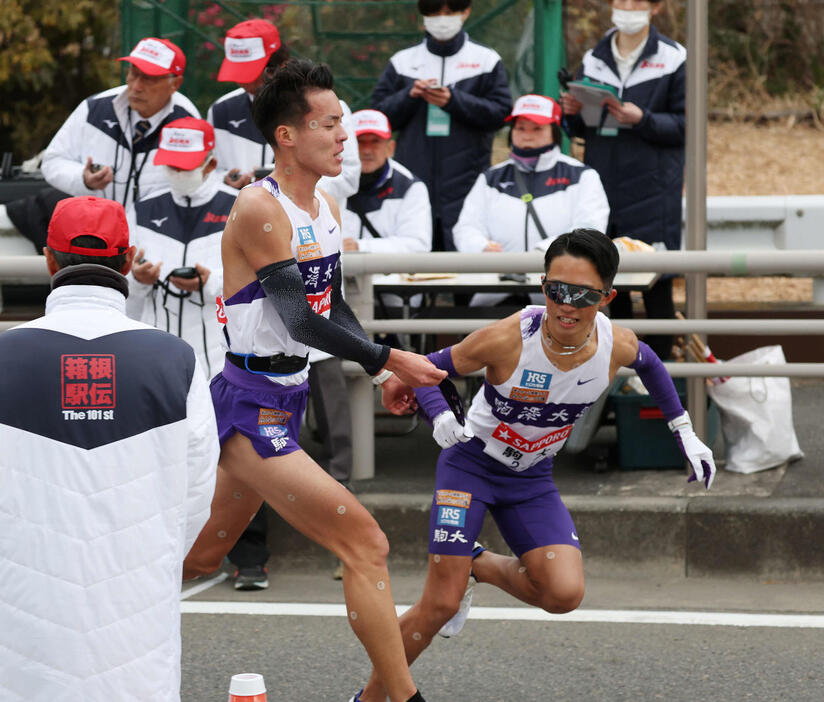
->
xmin=610 ymin=323 xmax=640 ymax=379
xmin=451 ymin=312 xmax=523 ymax=380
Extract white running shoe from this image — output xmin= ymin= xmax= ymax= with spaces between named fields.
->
xmin=346 ymin=690 xmax=363 ymax=702
xmin=437 ymin=582 xmax=474 ymax=638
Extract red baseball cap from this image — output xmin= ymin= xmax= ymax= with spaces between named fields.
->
xmin=47 ymin=197 xmax=130 ymax=258
xmin=217 ymin=19 xmax=282 ymax=83
xmin=353 ymin=109 xmax=392 ymax=139
xmin=118 ymin=37 xmax=186 ymax=77
xmin=505 ymin=94 xmax=562 ymax=125
xmin=154 ymin=117 xmax=216 ymax=170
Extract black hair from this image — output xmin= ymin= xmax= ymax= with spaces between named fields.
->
xmin=49 ymin=235 xmax=127 ymax=272
xmin=252 ymin=58 xmax=335 ymax=149
xmin=418 ymin=0 xmax=470 ymax=15
xmin=265 ymin=44 xmax=290 ymax=72
xmin=544 ymin=229 xmax=619 ymax=288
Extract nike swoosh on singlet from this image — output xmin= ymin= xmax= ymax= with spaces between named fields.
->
xmin=328 ymin=226 xmax=336 ymax=234
xmin=577 ymin=378 xmax=596 ymax=385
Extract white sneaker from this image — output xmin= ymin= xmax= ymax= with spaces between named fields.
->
xmin=437 ymin=582 xmax=474 ymax=638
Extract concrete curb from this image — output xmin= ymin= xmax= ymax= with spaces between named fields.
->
xmin=264 ymin=494 xmax=824 ymax=580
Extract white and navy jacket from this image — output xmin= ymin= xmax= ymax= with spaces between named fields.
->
xmin=126 ymin=173 xmax=237 ymax=378
xmin=0 ymin=280 xmax=218 ymax=701
xmin=453 ymin=147 xmax=609 ymax=253
xmin=41 ymin=85 xmax=200 ymax=211
xmin=208 ymin=91 xmax=361 ymax=207
xmin=371 ymin=32 xmax=512 ymax=250
xmin=343 ymin=158 xmax=432 ymax=253
xmin=562 ymin=26 xmax=686 ymax=250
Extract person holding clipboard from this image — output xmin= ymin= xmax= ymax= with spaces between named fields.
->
xmin=560 ymin=0 xmax=684 ymax=360
xmin=453 ymin=94 xmax=609 ymax=307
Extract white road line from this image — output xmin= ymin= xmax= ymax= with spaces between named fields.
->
xmin=179 ymin=601 xmax=824 ymax=628
xmin=180 ymin=573 xmax=228 ymax=600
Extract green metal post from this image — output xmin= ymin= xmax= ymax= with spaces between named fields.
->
xmin=533 ymin=0 xmax=564 ymax=99
xmin=534 ymin=0 xmax=567 ymax=151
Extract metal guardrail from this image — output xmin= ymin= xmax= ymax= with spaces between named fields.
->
xmin=3 ymin=250 xmax=823 ymax=479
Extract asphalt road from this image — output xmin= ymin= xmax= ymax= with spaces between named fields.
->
xmin=181 ymin=572 xmax=824 ymax=702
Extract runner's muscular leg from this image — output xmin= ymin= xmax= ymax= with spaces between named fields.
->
xmin=183 ymin=463 xmax=263 ymax=579
xmin=219 ymin=432 xmax=418 ymax=702
xmin=472 ymin=544 xmax=584 ymax=613
xmin=361 ymin=554 xmax=472 ymax=702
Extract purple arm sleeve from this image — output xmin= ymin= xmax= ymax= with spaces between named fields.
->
xmin=629 ymin=341 xmax=684 ymax=422
xmin=414 ymin=346 xmax=459 ymax=422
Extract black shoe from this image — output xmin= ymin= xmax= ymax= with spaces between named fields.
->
xmin=233 ymin=565 xmax=269 ymax=591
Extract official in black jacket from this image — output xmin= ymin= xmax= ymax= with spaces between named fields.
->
xmin=561 ymin=0 xmax=683 ymax=358
xmin=371 ymin=0 xmax=512 ymax=250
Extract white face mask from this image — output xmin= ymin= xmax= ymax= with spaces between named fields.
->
xmin=423 ymin=14 xmax=464 ymax=42
xmin=611 ymin=8 xmax=650 ymax=36
xmin=164 ymin=164 xmax=206 ymax=199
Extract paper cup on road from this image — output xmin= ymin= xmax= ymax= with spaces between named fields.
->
xmin=229 ymin=673 xmax=267 ymax=702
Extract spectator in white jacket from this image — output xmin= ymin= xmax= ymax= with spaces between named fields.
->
xmin=453 ymin=94 xmax=609 ymax=306
xmin=0 ymin=196 xmax=218 ymax=701
xmin=343 ymin=109 xmax=432 ymax=254
xmin=41 ymin=37 xmax=200 ymax=211
xmin=207 ymin=18 xmax=361 ymax=208
xmin=127 ymin=117 xmax=237 ymax=379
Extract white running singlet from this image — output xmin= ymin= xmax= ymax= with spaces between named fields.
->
xmin=220 ymin=177 xmax=341 ymax=385
xmin=467 ymin=306 xmax=613 ymax=471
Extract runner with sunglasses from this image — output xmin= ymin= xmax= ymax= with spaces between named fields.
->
xmin=353 ymin=227 xmax=716 ymax=702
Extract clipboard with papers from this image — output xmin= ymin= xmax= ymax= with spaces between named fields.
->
xmin=566 ymin=78 xmax=626 ymax=130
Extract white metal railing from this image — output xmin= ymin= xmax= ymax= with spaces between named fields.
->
xmin=3 ymin=250 xmax=823 ymax=479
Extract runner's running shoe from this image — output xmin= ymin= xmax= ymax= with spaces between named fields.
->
xmin=437 ymin=581 xmax=474 ymax=638
xmin=346 ymin=689 xmax=363 ymax=702
xmin=233 ymin=565 xmax=269 ymax=591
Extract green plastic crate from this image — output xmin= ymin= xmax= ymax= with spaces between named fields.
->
xmin=609 ymin=378 xmax=720 ymax=470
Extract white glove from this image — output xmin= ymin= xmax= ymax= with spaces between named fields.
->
xmin=432 ymin=411 xmax=474 ymax=449
xmin=668 ymin=411 xmax=717 ymax=490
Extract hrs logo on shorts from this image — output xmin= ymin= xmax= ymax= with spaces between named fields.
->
xmin=437 ymin=506 xmax=466 ymax=527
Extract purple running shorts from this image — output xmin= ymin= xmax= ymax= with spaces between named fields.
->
xmin=429 ymin=438 xmax=580 ymax=558
xmin=210 ymin=360 xmax=308 ymax=459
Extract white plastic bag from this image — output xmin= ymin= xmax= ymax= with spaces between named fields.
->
xmin=707 ymin=345 xmax=803 ymax=473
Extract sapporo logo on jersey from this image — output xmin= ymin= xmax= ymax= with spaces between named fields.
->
xmin=258 ymin=408 xmax=291 ymax=425
xmin=520 ymin=369 xmax=551 ymax=390
xmin=435 ymin=489 xmax=471 ymax=509
xmin=61 ymin=354 xmax=116 ymax=420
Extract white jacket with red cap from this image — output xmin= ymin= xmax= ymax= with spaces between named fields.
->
xmin=41 ymin=85 xmax=200 ymax=211
xmin=125 ymin=172 xmax=236 ymax=379
xmin=0 ymin=277 xmax=218 ymax=701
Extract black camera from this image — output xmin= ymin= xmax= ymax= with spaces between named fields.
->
xmin=169 ymin=266 xmax=199 ymax=279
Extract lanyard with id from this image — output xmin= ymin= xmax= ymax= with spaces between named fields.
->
xmin=426 ymin=103 xmax=451 ymax=137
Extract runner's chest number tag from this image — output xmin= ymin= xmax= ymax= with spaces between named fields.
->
xmin=426 ymin=104 xmax=451 ymax=137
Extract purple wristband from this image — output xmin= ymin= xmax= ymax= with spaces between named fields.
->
xmin=415 ymin=346 xmax=459 ymax=423
xmin=426 ymin=346 xmax=459 ymax=377
xmin=629 ymin=341 xmax=683 ymax=422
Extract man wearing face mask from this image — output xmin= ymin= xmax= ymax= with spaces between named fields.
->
xmin=371 ymin=0 xmax=512 ymax=251
xmin=560 ymin=0 xmax=683 ymax=360
xmin=127 ymin=117 xmax=237 ymax=379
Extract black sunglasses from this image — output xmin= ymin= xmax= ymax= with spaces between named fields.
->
xmin=542 ymin=278 xmax=610 ymax=309
xmin=438 ymin=378 xmax=465 ymax=426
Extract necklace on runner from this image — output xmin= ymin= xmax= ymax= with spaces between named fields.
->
xmin=541 ymin=314 xmax=595 ymax=356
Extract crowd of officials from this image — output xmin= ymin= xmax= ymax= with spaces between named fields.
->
xmin=0 ymin=0 xmax=686 ymax=699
